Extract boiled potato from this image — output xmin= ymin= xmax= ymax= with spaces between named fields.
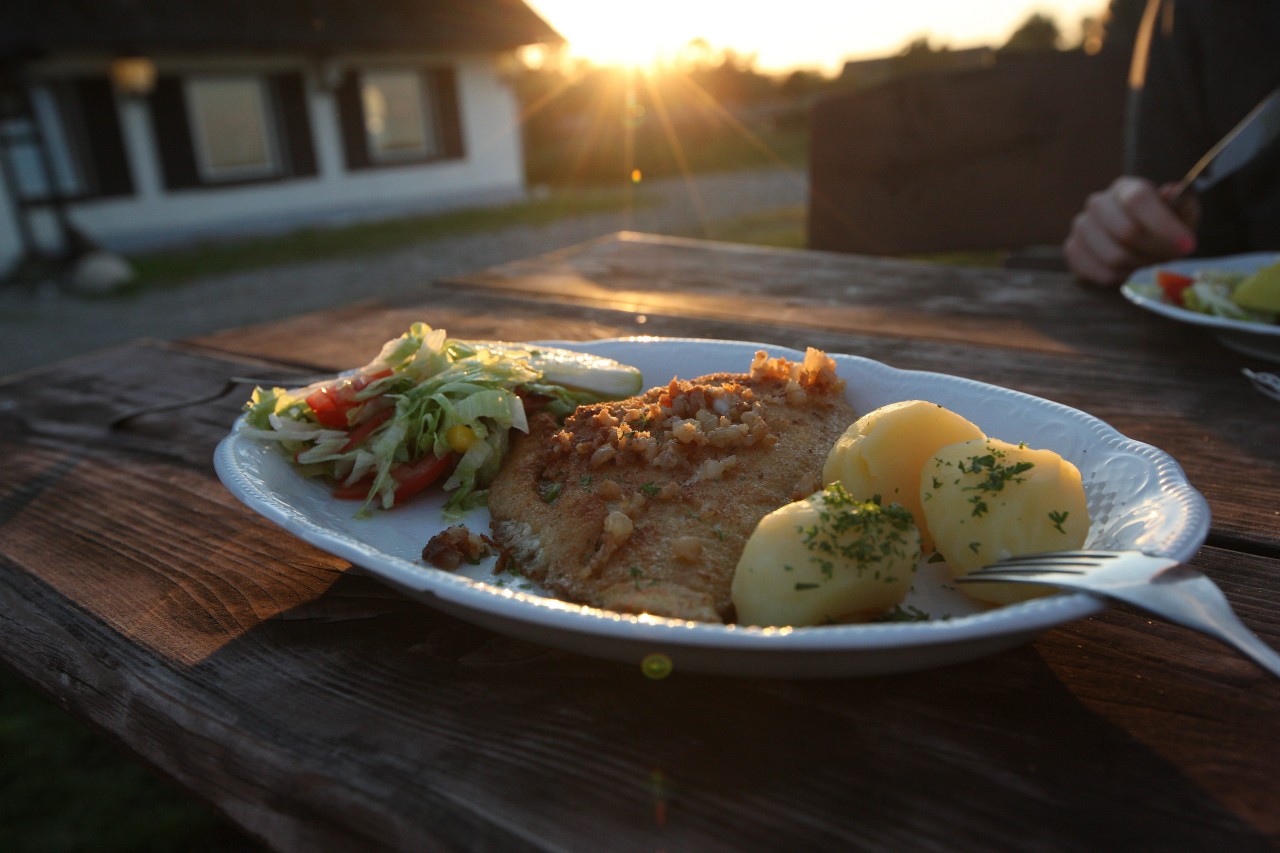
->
xmin=732 ymin=484 xmax=921 ymax=627
xmin=922 ymin=438 xmax=1089 ymax=604
xmin=823 ymin=400 xmax=984 ymax=551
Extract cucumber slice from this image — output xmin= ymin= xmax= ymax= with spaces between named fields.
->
xmin=485 ymin=343 xmax=644 ymax=398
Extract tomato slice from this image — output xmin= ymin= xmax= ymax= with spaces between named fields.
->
xmin=1156 ymin=270 xmax=1195 ymax=306
xmin=339 ymin=407 xmax=393 ymax=453
xmin=305 ymin=387 xmax=348 ymax=428
xmin=305 ymin=369 xmax=394 ymax=429
xmin=332 ymin=477 xmax=375 ymax=500
xmin=391 ymin=453 xmax=456 ymax=502
xmin=331 ymin=452 xmax=457 ymax=503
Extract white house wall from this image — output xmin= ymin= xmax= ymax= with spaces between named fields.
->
xmin=0 ymin=51 xmax=529 ymax=271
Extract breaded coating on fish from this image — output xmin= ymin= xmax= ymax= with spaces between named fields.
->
xmin=487 ymin=348 xmax=855 ymax=622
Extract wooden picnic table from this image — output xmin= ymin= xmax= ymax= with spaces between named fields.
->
xmin=2 ymin=232 xmax=1277 ymax=851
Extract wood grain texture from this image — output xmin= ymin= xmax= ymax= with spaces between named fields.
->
xmin=3 ymin=234 xmax=1279 ymax=851
xmin=440 ymin=232 xmax=1184 ymax=357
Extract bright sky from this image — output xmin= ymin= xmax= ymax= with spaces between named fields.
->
xmin=524 ymin=1 xmax=1111 ymax=74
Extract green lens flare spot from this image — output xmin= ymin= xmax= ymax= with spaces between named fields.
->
xmin=640 ymin=653 xmax=673 ymax=679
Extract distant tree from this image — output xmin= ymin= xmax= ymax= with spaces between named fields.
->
xmin=685 ymin=47 xmax=775 ymax=105
xmin=675 ymin=37 xmax=717 ymax=70
xmin=1072 ymin=0 xmax=1145 ymax=57
xmin=1001 ymin=12 xmax=1063 ymax=52
xmin=898 ymin=36 xmax=943 ymax=60
xmin=1100 ymin=0 xmax=1147 ymax=53
xmin=891 ymin=37 xmax=958 ymax=76
xmin=778 ymin=69 xmax=826 ymax=100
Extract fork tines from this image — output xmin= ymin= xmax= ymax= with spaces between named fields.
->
xmin=992 ymin=550 xmax=1122 ymax=566
xmin=962 ymin=550 xmax=1123 ymax=576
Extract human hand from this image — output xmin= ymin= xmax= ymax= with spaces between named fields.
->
xmin=1062 ymin=176 xmax=1200 ymax=286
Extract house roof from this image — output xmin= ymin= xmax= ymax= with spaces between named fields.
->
xmin=1 ymin=0 xmax=563 ymax=60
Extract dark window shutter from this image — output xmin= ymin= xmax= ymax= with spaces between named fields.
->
xmin=335 ymin=71 xmax=371 ymax=170
xmin=433 ymin=67 xmax=464 ymax=159
xmin=149 ymin=75 xmax=202 ymax=189
xmin=271 ymin=72 xmax=317 ymax=178
xmin=74 ymin=77 xmax=133 ymax=197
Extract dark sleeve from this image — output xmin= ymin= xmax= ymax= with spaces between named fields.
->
xmin=1125 ymin=0 xmax=1208 ymax=182
xmin=1127 ymin=0 xmax=1280 ymax=255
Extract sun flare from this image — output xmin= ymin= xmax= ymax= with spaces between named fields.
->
xmin=534 ymin=4 xmax=679 ymax=69
xmin=524 ymin=0 xmax=1110 ymax=74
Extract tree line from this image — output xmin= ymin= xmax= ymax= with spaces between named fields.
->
xmin=514 ymin=0 xmax=1147 ymax=186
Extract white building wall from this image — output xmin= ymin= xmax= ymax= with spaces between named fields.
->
xmin=0 ymin=50 xmax=530 ymax=272
xmin=454 ymin=54 xmax=527 ymax=191
xmin=117 ymin=95 xmax=165 ymax=202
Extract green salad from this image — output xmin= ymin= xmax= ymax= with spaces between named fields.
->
xmin=1149 ymin=261 xmax=1279 ymax=325
xmin=241 ymin=323 xmax=642 ymax=515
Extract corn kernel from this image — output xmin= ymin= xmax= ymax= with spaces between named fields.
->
xmin=446 ymin=424 xmax=477 ymax=452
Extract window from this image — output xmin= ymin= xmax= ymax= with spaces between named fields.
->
xmin=4 ymin=79 xmax=132 ymax=202
xmin=336 ymin=66 xmax=463 ymax=170
xmin=360 ymin=70 xmax=442 ymax=162
xmin=150 ymin=72 xmax=316 ymax=191
xmin=185 ymin=76 xmax=280 ymax=181
xmin=26 ymin=85 xmax=88 ymax=198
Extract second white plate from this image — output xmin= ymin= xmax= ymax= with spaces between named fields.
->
xmin=1122 ymin=252 xmax=1280 ymax=362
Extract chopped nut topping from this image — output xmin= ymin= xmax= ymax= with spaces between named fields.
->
xmin=693 ymin=455 xmax=738 ymax=482
xmin=603 ymin=511 xmax=634 ymax=543
xmin=749 ymin=347 xmax=843 ymax=393
xmin=545 ymin=351 xmax=844 ymax=507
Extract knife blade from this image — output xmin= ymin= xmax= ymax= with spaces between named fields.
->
xmin=1172 ymin=86 xmax=1280 ymax=201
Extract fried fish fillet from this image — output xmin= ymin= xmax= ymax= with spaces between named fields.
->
xmin=487 ymin=348 xmax=856 ymax=622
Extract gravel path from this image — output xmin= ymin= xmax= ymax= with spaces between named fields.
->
xmin=0 ymin=166 xmax=806 ymax=376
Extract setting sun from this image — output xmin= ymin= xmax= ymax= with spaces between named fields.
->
xmin=524 ymin=1 xmax=1110 ymax=73
xmin=535 ymin=4 xmax=680 ymax=68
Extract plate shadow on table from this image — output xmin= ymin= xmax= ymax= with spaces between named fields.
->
xmin=182 ymin=568 xmax=1276 ymax=851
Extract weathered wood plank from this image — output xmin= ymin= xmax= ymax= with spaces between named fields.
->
xmin=439 ymin=232 xmax=1197 ymax=358
xmin=2 ymin=521 xmax=1275 ymax=850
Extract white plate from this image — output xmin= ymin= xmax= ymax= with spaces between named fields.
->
xmin=1122 ymin=252 xmax=1280 ymax=363
xmin=214 ymin=338 xmax=1210 ymax=678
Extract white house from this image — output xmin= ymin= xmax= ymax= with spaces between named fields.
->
xmin=0 ymin=0 xmax=562 ymax=277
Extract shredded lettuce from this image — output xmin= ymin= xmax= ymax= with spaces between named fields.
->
xmin=1183 ymin=280 xmax=1252 ymax=321
xmin=242 ymin=322 xmax=639 ymax=517
xmin=1168 ymin=271 xmax=1277 ymax=324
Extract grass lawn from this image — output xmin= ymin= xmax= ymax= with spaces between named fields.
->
xmin=123 ymin=185 xmax=651 ymax=292
xmin=116 ymin=187 xmax=818 ymax=297
xmin=0 ymin=667 xmax=263 ymax=852
xmin=695 ymin=204 xmax=809 ymax=249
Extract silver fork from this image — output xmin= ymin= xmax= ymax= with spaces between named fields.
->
xmin=957 ymin=550 xmax=1280 ymax=679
